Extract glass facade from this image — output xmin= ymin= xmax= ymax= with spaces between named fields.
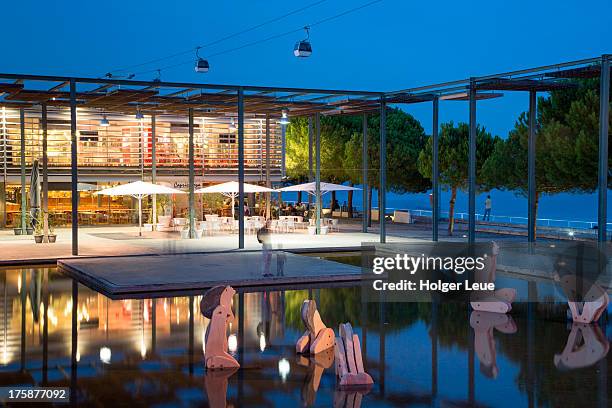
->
xmin=0 ymin=107 xmax=282 ymax=227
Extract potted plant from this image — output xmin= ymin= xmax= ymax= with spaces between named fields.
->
xmin=25 ymin=214 xmax=34 ymax=235
xmin=180 ymin=225 xmax=190 ymax=239
xmin=157 ymin=195 xmax=172 ymax=230
xmin=143 ymin=211 xmax=154 ymax=232
xmin=13 ymin=217 xmax=22 ymax=235
xmin=47 ymin=213 xmax=57 ymax=243
xmin=34 ymin=212 xmax=44 ymax=243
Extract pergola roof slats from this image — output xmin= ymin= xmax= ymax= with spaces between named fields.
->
xmin=474 ymin=78 xmax=577 ymax=91
xmin=1 ymin=55 xmax=609 ymax=116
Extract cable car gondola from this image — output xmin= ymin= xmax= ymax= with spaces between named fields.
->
xmin=194 ymin=47 xmax=210 ymax=73
xmin=294 ymin=26 xmax=312 ymax=58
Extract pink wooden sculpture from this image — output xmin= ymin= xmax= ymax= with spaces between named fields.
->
xmin=200 ymin=285 xmax=240 ymax=370
xmin=296 ymin=300 xmax=335 ymax=354
xmin=557 ymin=275 xmax=609 ymax=323
xmin=554 ymin=323 xmax=609 ymax=370
xmin=470 ymin=311 xmax=517 ymax=379
xmin=470 ymin=242 xmax=516 ymax=314
xmin=334 ymin=323 xmax=373 ymax=388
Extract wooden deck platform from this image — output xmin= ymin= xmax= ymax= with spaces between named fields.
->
xmin=58 ymin=251 xmax=362 ymax=298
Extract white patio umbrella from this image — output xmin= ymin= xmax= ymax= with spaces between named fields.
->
xmin=194 ymin=181 xmax=275 ymax=218
xmin=95 ymin=181 xmax=185 ymax=236
xmin=277 ymin=181 xmax=361 ymax=195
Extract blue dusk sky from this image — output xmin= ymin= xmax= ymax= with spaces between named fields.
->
xmin=1 ymin=0 xmax=610 ymax=137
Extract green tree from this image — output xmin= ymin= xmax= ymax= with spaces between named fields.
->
xmin=418 ymin=122 xmax=498 ymax=235
xmin=344 ymin=108 xmax=430 ymax=220
xmin=481 ymin=79 xmax=611 ymax=239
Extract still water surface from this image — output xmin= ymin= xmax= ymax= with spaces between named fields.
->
xmin=0 ymin=265 xmax=609 ymax=407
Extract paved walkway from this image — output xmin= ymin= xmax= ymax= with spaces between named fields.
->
xmin=0 ymin=224 xmax=417 ymax=264
xmin=0 ymin=220 xmax=557 ymax=265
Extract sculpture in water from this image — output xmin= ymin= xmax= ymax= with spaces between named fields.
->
xmin=296 ymin=299 xmax=335 ymax=354
xmin=470 ymin=242 xmax=516 ymax=314
xmin=200 ymin=285 xmax=240 ymax=369
xmin=334 ymin=323 xmax=373 ymax=387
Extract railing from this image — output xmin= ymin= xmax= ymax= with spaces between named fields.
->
xmin=382 ymin=207 xmax=612 ymax=231
xmin=274 ymin=202 xmax=612 ymax=231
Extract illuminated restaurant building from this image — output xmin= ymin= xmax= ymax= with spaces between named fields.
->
xmin=0 ymin=105 xmax=283 ymax=227
xmin=1 ymin=55 xmax=610 ymax=251
xmin=0 ymin=74 xmax=383 ymax=242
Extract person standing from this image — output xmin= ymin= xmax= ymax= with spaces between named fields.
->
xmin=484 ymin=195 xmax=492 ymax=221
xmin=257 ymin=226 xmax=273 ymax=277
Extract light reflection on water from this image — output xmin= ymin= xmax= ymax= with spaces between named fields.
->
xmin=0 ymin=266 xmax=609 ymax=407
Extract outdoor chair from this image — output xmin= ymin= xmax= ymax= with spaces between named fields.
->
xmin=331 ymin=219 xmax=340 ymax=232
xmin=269 ymin=220 xmax=278 ymax=232
xmin=172 ymin=218 xmax=187 ymax=232
xmin=287 ymin=219 xmax=296 ymax=232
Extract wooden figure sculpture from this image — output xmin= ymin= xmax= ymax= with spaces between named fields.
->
xmin=200 ymin=285 xmax=240 ymax=370
xmin=296 ymin=299 xmax=335 ymax=354
xmin=552 ymin=242 xmax=609 ymax=323
xmin=554 ymin=323 xmax=609 ymax=370
xmin=556 ymin=274 xmax=609 ymax=323
xmin=334 ymin=323 xmax=373 ymax=388
xmin=470 ymin=311 xmax=517 ymax=379
xmin=470 ymin=242 xmax=516 ymax=314
xmin=298 ymin=348 xmax=334 ymax=406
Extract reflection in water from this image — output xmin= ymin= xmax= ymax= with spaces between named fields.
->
xmin=204 ymin=367 xmax=238 ymax=408
xmin=470 ymin=311 xmax=517 ymax=379
xmin=0 ymin=266 xmax=609 ymax=407
xmin=298 ymin=348 xmax=334 ymax=406
xmin=554 ymin=323 xmax=609 ymax=370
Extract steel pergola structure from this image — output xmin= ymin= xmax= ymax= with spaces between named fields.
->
xmin=0 ymin=54 xmax=610 ymax=255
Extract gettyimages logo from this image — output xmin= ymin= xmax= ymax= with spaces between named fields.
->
xmin=362 ymin=242 xmax=499 ymax=303
xmin=361 ymin=241 xmax=611 ymax=304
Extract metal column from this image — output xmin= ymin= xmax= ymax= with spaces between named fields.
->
xmin=379 ymin=97 xmax=387 ymax=243
xmin=468 ymin=81 xmax=477 ymax=244
xmin=362 ymin=113 xmax=368 ymax=232
xmin=151 ymin=115 xmax=157 ymax=225
xmin=70 ymin=79 xmax=78 ymax=255
xmin=265 ymin=115 xmax=271 ymax=219
xmin=19 ymin=108 xmax=26 ymax=233
xmin=528 ymin=90 xmax=537 ymax=243
xmin=42 ymin=104 xmax=48 ymax=239
xmin=308 ymin=116 xmax=313 ymax=209
xmin=315 ymin=113 xmax=321 ymax=234
xmin=281 ymin=117 xmax=286 ymax=179
xmin=188 ymin=108 xmax=195 ymax=239
xmin=238 ymin=88 xmax=245 ymax=248
xmin=598 ymin=55 xmax=610 ymax=242
xmin=432 ymin=97 xmax=440 ymax=241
